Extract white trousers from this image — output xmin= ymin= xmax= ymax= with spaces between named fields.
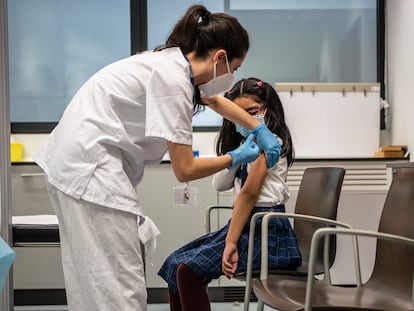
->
xmin=47 ymin=182 xmax=147 ymax=311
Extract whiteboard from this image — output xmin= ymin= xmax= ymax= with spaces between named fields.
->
xmin=276 ymin=83 xmax=380 ymax=158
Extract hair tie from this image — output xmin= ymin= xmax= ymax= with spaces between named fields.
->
xmin=198 ymin=10 xmax=211 ymax=25
xmin=257 ymin=81 xmax=263 ymax=87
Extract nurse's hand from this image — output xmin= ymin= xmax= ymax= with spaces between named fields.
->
xmin=252 ymin=124 xmax=281 ymax=168
xmin=226 ymin=134 xmax=259 ymax=170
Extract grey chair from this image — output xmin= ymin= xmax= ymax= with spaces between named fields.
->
xmin=206 ymin=167 xmax=352 ymax=310
xmin=251 ymin=167 xmax=414 ymax=311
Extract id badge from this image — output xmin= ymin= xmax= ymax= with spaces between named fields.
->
xmin=174 ymin=183 xmax=198 ymax=207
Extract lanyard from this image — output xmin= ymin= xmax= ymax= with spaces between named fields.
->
xmin=183 ymin=54 xmax=196 ymax=104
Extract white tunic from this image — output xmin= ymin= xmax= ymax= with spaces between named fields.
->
xmin=35 ymin=47 xmax=194 ymax=216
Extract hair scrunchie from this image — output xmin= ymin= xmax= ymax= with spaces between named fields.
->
xmin=198 ymin=10 xmax=211 ymax=25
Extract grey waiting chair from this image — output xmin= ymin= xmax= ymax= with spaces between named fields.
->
xmin=251 ymin=167 xmax=414 ymax=311
xmin=207 ymin=167 xmax=355 ymax=311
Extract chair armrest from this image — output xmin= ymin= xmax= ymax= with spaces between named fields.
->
xmin=205 ymin=205 xmax=233 ymax=234
xmin=260 ymin=212 xmax=358 ymax=283
xmin=304 ymin=227 xmax=414 ymax=311
xmin=244 ymin=212 xmax=270 ymax=311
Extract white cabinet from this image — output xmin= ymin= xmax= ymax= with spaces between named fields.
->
xmin=10 ymin=159 xmax=406 ymax=292
xmin=11 ymin=164 xmax=65 ymax=290
xmin=13 ymin=247 xmax=64 ymax=289
xmin=11 ymin=164 xmax=54 ymax=216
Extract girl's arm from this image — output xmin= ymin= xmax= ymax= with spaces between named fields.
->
xmin=202 ymin=96 xmax=261 ymax=130
xmin=212 ymin=167 xmax=238 ymax=191
xmin=226 ymin=153 xmax=267 ymax=244
xmin=222 ymin=153 xmax=267 ymax=278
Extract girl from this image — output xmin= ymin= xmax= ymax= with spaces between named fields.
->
xmin=34 ymin=5 xmax=280 ymax=311
xmin=159 ymin=78 xmax=302 ymax=311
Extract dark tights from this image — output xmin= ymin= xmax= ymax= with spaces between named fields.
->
xmin=168 ymin=263 xmax=211 ymax=311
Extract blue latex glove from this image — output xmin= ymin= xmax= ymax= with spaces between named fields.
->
xmin=226 ymin=134 xmax=260 ymax=170
xmin=251 ymin=124 xmax=281 ymax=168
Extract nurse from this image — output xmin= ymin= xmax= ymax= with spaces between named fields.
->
xmin=35 ymin=5 xmax=280 ymax=311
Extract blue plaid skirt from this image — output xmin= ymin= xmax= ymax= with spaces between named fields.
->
xmin=158 ymin=205 xmax=302 ymax=293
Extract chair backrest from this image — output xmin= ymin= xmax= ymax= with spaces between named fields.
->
xmin=368 ymin=167 xmax=414 ymax=298
xmin=294 ymin=167 xmax=345 ymax=273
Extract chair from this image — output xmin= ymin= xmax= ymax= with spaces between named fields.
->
xmin=251 ymin=167 xmax=414 ymax=311
xmin=206 ymin=167 xmax=349 ymax=308
xmin=274 ymin=166 xmax=346 ymax=275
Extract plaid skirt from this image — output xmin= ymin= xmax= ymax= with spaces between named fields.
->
xmin=158 ymin=205 xmax=302 ymax=294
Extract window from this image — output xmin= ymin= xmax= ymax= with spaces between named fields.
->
xmin=9 ymin=0 xmax=131 ymax=132
xmin=10 ymin=0 xmax=383 ymax=132
xmin=148 ymin=0 xmax=381 ymax=129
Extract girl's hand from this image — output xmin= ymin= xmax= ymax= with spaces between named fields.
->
xmin=222 ymin=241 xmax=239 ymax=279
xmin=252 ymin=124 xmax=281 ymax=168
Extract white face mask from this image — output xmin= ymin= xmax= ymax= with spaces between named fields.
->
xmin=235 ymin=113 xmax=266 ymax=138
xmin=198 ymin=54 xmax=234 ymax=97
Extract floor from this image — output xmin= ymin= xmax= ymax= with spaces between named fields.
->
xmin=14 ymin=302 xmax=272 ymax=311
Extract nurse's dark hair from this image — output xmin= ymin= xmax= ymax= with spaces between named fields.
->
xmin=165 ymin=5 xmax=249 ymax=115
xmin=166 ymin=5 xmax=249 ymax=60
xmin=216 ymin=78 xmax=295 ymax=166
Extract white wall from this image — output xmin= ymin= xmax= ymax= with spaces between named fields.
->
xmin=387 ymin=0 xmax=414 ymax=161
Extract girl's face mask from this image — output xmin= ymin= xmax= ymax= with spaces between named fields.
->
xmin=198 ymin=54 xmax=234 ymax=97
xmin=235 ymin=113 xmax=266 ymax=138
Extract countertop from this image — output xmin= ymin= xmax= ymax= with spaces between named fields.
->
xmin=12 ymin=156 xmax=410 ymax=166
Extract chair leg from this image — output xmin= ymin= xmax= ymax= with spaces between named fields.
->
xmin=256 ymin=300 xmax=264 ymax=311
xmin=243 ymin=287 xmax=252 ymax=311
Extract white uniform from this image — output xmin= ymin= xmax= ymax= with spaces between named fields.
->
xmin=34 ymin=47 xmax=194 ymax=311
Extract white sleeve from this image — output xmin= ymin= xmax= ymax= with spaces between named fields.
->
xmin=212 ymin=168 xmax=238 ymax=191
xmin=145 ymin=58 xmax=194 ymax=145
